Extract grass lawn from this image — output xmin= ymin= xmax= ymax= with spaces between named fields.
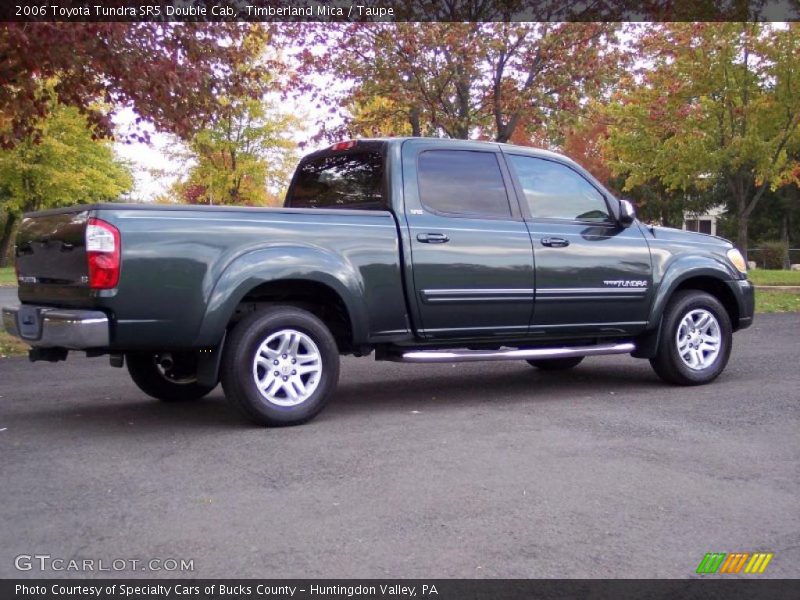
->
xmin=0 ymin=266 xmax=15 ymax=286
xmin=0 ymin=329 xmax=28 ymax=357
xmin=748 ymin=269 xmax=800 ymax=286
xmin=755 ymin=289 xmax=800 ymax=313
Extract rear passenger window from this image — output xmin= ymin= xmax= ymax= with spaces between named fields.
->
xmin=418 ymin=150 xmax=511 ymax=218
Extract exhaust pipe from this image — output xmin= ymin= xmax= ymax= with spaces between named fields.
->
xmin=158 ymin=355 xmax=174 ymax=370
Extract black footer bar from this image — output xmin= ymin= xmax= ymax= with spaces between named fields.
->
xmin=3 ymin=579 xmax=800 ymax=600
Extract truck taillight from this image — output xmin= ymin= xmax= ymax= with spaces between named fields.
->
xmin=86 ymin=217 xmax=120 ymax=289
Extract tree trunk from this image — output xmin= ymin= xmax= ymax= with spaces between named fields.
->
xmin=0 ymin=213 xmax=19 ymax=268
xmin=737 ymin=214 xmax=749 ymax=263
xmin=661 ymin=208 xmax=672 ymax=228
xmin=780 ymin=213 xmax=790 ymax=270
xmin=409 ymin=106 xmax=421 ymax=137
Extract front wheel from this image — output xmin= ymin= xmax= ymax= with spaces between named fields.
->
xmin=220 ymin=306 xmax=340 ymax=426
xmin=649 ymin=290 xmax=732 ymax=385
xmin=126 ymin=352 xmax=215 ymax=402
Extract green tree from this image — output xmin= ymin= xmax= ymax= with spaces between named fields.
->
xmin=173 ymin=98 xmax=297 ymax=206
xmin=604 ymin=23 xmax=800 ymax=256
xmin=345 ymin=95 xmax=416 ymax=139
xmin=0 ymin=104 xmax=132 ymax=265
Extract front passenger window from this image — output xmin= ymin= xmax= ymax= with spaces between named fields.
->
xmin=508 ymin=155 xmax=610 ymax=222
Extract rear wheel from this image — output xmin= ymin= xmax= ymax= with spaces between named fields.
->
xmin=649 ymin=290 xmax=732 ymax=385
xmin=526 ymin=356 xmax=584 ymax=371
xmin=126 ymin=352 xmax=215 ymax=402
xmin=220 ymin=306 xmax=340 ymax=426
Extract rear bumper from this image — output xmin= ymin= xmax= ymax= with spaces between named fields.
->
xmin=2 ymin=304 xmax=109 ymax=349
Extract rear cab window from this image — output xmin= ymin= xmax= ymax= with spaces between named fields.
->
xmin=285 ymin=143 xmax=387 ymax=210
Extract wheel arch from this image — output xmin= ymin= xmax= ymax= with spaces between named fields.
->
xmin=194 ymin=245 xmax=369 ymax=351
xmin=634 ymin=261 xmax=741 ymax=359
xmin=230 ymin=279 xmax=357 ymax=353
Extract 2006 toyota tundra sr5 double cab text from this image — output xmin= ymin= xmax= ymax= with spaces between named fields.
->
xmin=3 ymin=138 xmax=754 ymax=426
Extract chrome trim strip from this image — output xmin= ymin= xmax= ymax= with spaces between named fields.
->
xmin=421 ymin=288 xmax=535 ymax=304
xmin=531 ymin=321 xmax=647 ymax=329
xmin=537 ymin=287 xmax=648 ymax=294
xmin=426 ymin=298 xmax=533 ymax=303
xmin=425 ymin=288 xmax=535 ymax=295
xmin=419 ymin=321 xmax=645 ymax=335
xmin=420 ymin=324 xmax=530 ymax=334
xmin=424 ymin=287 xmax=646 ymax=296
xmin=421 ymin=287 xmax=646 ymax=303
xmin=398 ymin=342 xmax=636 ymax=363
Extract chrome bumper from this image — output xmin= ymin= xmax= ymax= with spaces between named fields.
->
xmin=2 ymin=305 xmax=109 ymax=349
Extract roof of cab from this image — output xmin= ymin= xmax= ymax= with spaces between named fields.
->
xmin=304 ymin=136 xmax=578 ymax=167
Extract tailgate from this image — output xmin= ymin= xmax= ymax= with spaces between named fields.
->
xmin=15 ymin=209 xmax=94 ymax=306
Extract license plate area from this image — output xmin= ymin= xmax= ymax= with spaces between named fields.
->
xmin=17 ymin=306 xmax=42 ymax=340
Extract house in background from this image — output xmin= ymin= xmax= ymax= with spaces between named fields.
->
xmin=682 ymin=205 xmax=725 ymax=236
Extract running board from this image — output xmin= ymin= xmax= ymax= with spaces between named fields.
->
xmin=398 ymin=342 xmax=636 ymax=364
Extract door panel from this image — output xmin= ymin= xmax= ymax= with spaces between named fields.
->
xmin=401 ymin=142 xmax=534 ymax=339
xmin=408 ymin=214 xmax=534 ymax=337
xmin=503 ymin=152 xmax=652 ymax=336
xmin=528 ymin=221 xmax=652 ymax=334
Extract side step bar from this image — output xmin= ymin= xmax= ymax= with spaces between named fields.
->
xmin=398 ymin=342 xmax=636 ymax=364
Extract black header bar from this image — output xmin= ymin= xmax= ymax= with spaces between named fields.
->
xmin=1 ymin=0 xmax=799 ymax=22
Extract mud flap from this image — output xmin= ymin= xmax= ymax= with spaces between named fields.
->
xmin=631 ymin=324 xmax=661 ymax=359
xmin=197 ymin=333 xmax=226 ymax=387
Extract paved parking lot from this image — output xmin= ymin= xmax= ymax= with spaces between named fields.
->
xmin=0 ymin=313 xmax=798 ymax=578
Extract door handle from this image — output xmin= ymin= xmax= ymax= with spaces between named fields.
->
xmin=541 ymin=237 xmax=570 ymax=248
xmin=417 ymin=232 xmax=450 ymax=244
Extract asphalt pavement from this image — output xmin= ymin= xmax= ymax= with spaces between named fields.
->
xmin=0 ymin=286 xmax=18 ymax=308
xmin=0 ymin=313 xmax=798 ymax=578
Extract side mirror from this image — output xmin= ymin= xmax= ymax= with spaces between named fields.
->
xmin=619 ymin=199 xmax=636 ymax=227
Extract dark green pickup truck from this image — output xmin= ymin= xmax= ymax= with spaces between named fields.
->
xmin=3 ymin=138 xmax=754 ymax=426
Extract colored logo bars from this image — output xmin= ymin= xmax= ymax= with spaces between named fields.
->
xmin=696 ymin=552 xmax=773 ymax=574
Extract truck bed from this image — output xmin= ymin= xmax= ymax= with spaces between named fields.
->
xmin=15 ymin=203 xmax=410 ymax=350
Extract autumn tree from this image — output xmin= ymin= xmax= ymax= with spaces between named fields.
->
xmin=284 ymin=21 xmax=620 ymax=143
xmin=172 ymin=97 xmax=297 ymax=206
xmin=558 ymin=109 xmax=614 ymax=186
xmin=345 ymin=95 xmax=417 ymax=139
xmin=604 ymin=23 xmax=800 ymax=256
xmin=0 ymin=103 xmax=133 ymax=265
xmin=0 ymin=22 xmax=271 ymax=147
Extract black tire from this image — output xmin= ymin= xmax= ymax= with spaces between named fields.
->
xmin=526 ymin=356 xmax=584 ymax=371
xmin=649 ymin=290 xmax=732 ymax=386
xmin=220 ymin=306 xmax=340 ymax=427
xmin=126 ymin=352 xmax=215 ymax=402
